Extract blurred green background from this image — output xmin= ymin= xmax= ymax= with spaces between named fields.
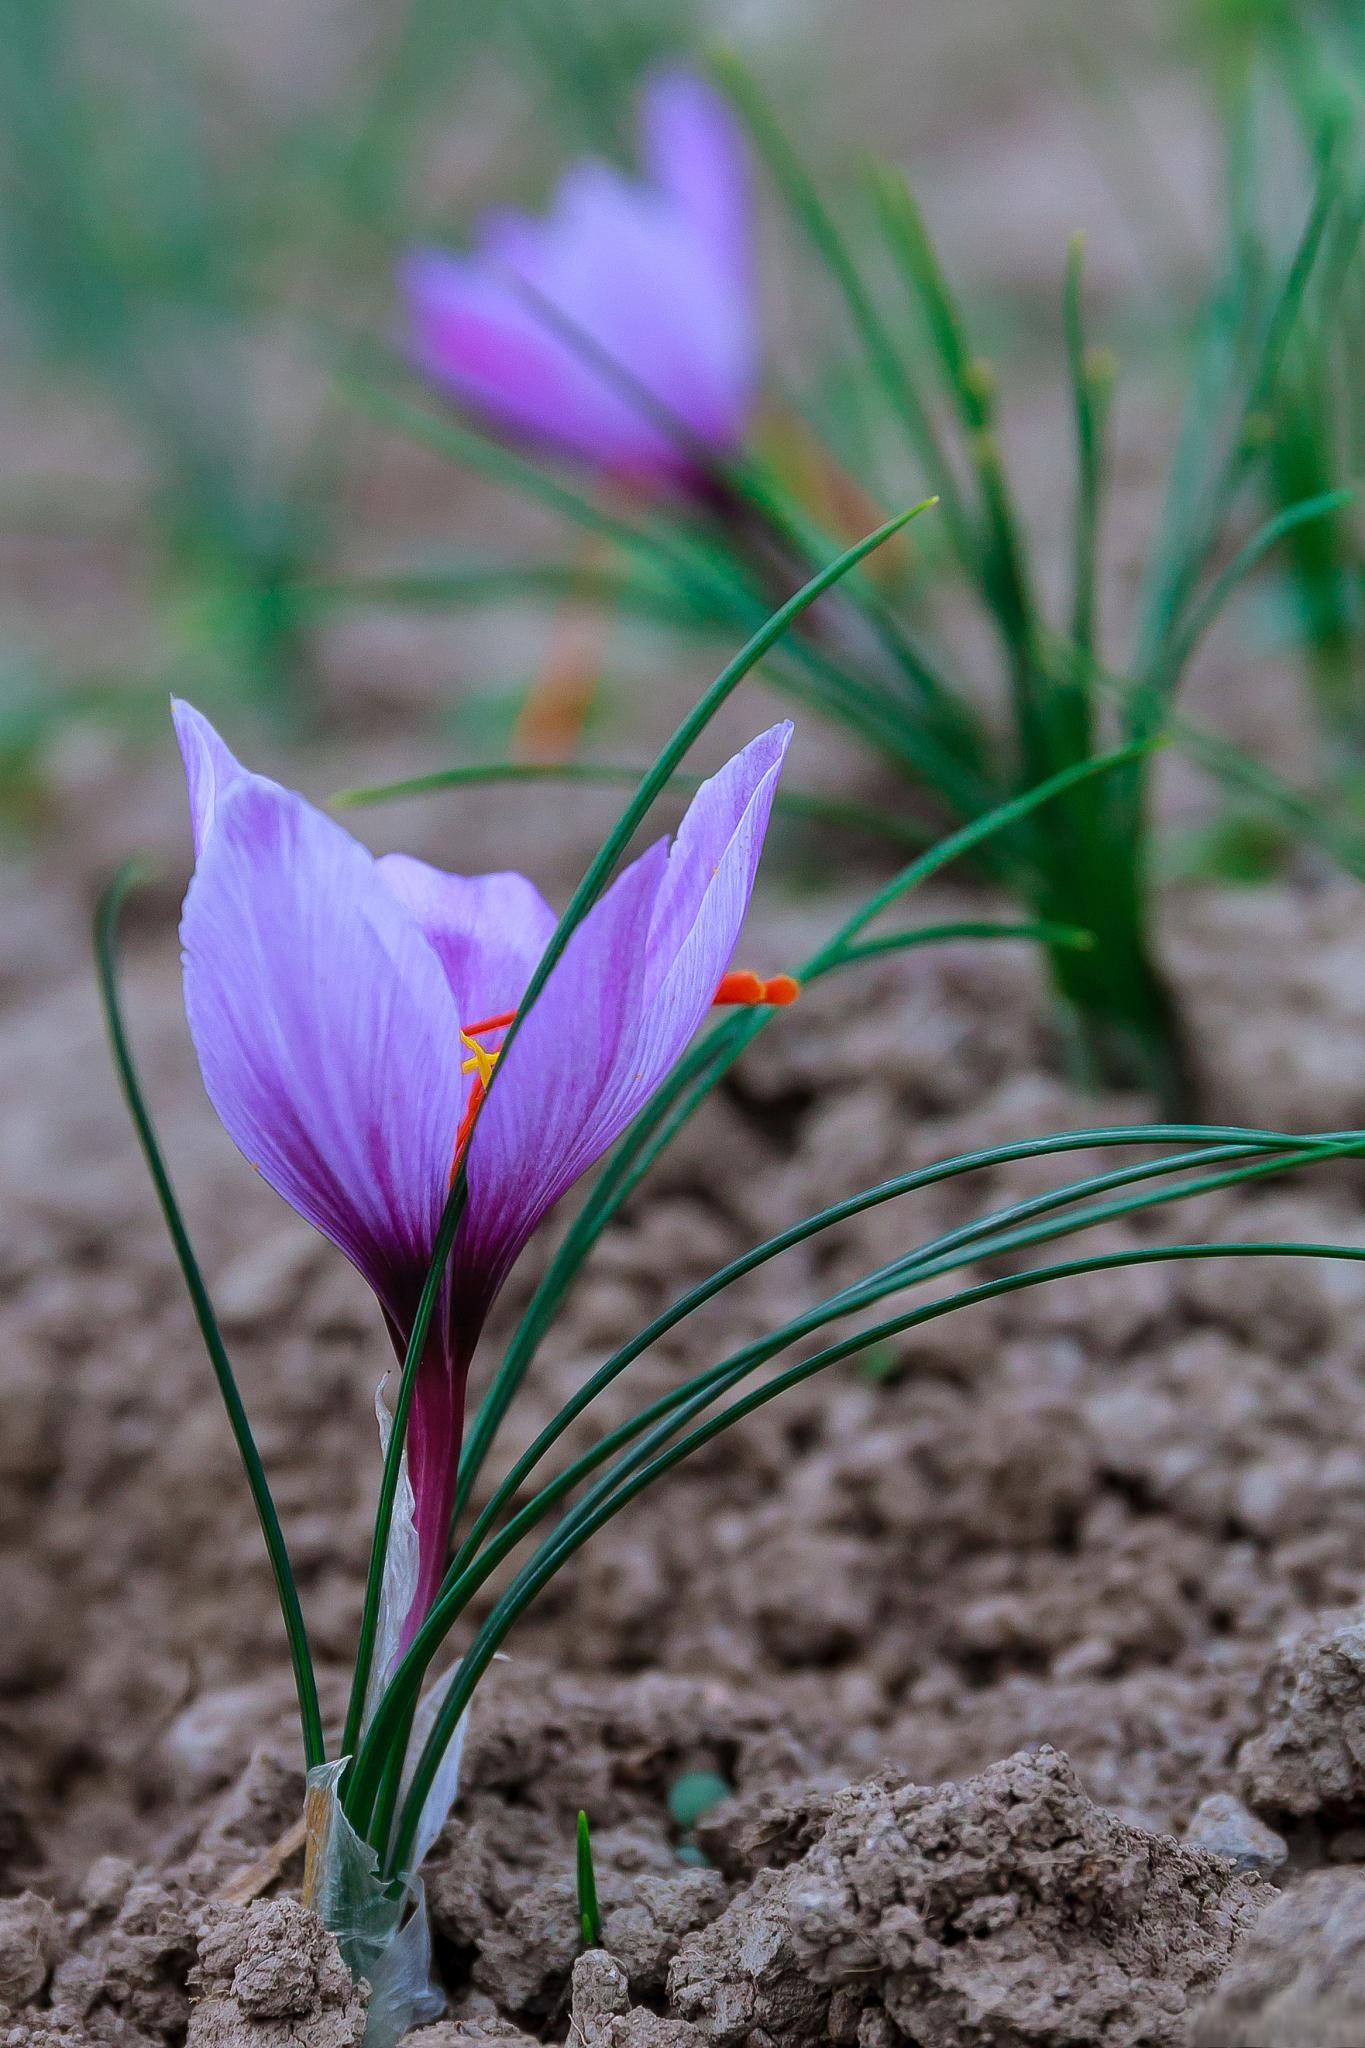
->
xmin=1 ymin=0 xmax=1361 ymax=841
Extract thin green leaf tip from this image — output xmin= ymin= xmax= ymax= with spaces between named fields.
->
xmin=577 ymin=1810 xmax=602 ymax=1948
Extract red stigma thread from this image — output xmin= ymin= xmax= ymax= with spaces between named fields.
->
xmin=463 ymin=1009 xmax=517 ymax=1036
xmin=450 ymin=1076 xmax=486 ymax=1187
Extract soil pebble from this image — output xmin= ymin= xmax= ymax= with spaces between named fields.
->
xmin=1184 ymin=1793 xmax=1288 ymax=1872
xmin=39 ymin=1876 xmax=197 ymax=2045
xmin=185 ymin=1898 xmax=367 ymax=2047
xmin=1238 ymin=1610 xmax=1365 ymax=1819
xmin=0 ymin=1893 xmax=61 ymax=2010
xmin=422 ymin=1669 xmax=773 ymax=2020
xmin=571 ymin=1949 xmax=705 ymax=2045
xmin=398 ymin=2021 xmax=540 ymax=2047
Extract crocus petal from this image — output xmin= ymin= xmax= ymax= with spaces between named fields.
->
xmin=628 ymin=723 xmax=790 ymax=1102
xmin=645 ymin=722 xmax=792 ymax=978
xmin=180 ymin=775 xmax=464 ymax=1314
xmin=454 ymin=727 xmax=791 ymax=1306
xmin=454 ymin=840 xmax=668 ymax=1309
xmin=400 ymin=64 xmax=756 ymax=485
xmin=487 ymin=159 xmax=754 ymax=465
xmin=400 ymin=245 xmax=676 ymax=480
xmin=377 ymin=857 xmax=556 ymax=1021
xmin=640 ymin=67 xmax=752 ymax=288
xmin=172 ymin=698 xmax=251 ymax=858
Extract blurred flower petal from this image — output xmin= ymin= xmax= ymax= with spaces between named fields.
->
xmin=400 ymin=66 xmax=755 ymax=490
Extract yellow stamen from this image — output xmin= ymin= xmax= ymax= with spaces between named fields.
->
xmin=460 ymin=1029 xmax=498 ymax=1087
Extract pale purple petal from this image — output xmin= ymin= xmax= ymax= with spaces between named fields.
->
xmin=172 ymin=698 xmax=251 ymax=858
xmin=377 ymin=856 xmax=556 ymax=1021
xmin=484 ymin=158 xmax=753 ymax=465
xmin=180 ymin=775 xmax=464 ymax=1314
xmin=645 ymin=723 xmax=792 ymax=977
xmin=453 ymin=728 xmax=790 ymax=1305
xmin=454 ymin=840 xmax=668 ymax=1307
xmin=627 ymin=724 xmax=790 ymax=1103
xmin=400 ymin=245 xmax=678 ymax=479
xmin=640 ymin=67 xmax=752 ymax=287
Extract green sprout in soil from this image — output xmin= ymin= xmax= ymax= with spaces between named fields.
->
xmin=576 ymin=1811 xmax=602 ymax=1951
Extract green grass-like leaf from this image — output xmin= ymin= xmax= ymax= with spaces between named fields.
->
xmin=333 ymin=757 xmax=931 ymax=853
xmin=358 ymin=1106 xmax=1359 ymax=1861
xmin=95 ymin=864 xmax=324 ymax=1770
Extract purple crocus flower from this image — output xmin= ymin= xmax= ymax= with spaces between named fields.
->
xmin=399 ymin=66 xmax=755 ymax=492
xmin=174 ymin=702 xmax=791 ymax=1635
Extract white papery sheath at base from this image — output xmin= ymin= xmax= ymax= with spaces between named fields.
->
xmin=298 ymin=1382 xmax=471 ymax=2043
xmin=301 ymin=1759 xmax=442 ymax=2048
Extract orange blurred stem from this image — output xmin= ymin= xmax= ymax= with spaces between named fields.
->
xmin=513 ymin=533 xmax=611 ymax=761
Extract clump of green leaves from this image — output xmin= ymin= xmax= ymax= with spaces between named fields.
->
xmin=1206 ymin=11 xmax=1365 ymax=782
xmin=336 ymin=46 xmax=1359 ymax=1114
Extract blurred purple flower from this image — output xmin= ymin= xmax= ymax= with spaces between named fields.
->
xmin=400 ymin=66 xmax=755 ymax=491
xmin=173 ymin=701 xmax=790 ymax=1633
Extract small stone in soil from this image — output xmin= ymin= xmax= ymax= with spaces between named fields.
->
xmin=1185 ymin=1792 xmax=1289 ymax=1871
xmin=571 ymin=1948 xmax=706 ymax=2046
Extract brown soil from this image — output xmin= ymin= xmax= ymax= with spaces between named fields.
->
xmin=7 ymin=755 xmax=1365 ymax=2042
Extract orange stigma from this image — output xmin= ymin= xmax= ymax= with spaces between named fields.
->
xmin=450 ymin=1078 xmax=485 ymax=1187
xmin=712 ymin=969 xmax=800 ymax=1008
